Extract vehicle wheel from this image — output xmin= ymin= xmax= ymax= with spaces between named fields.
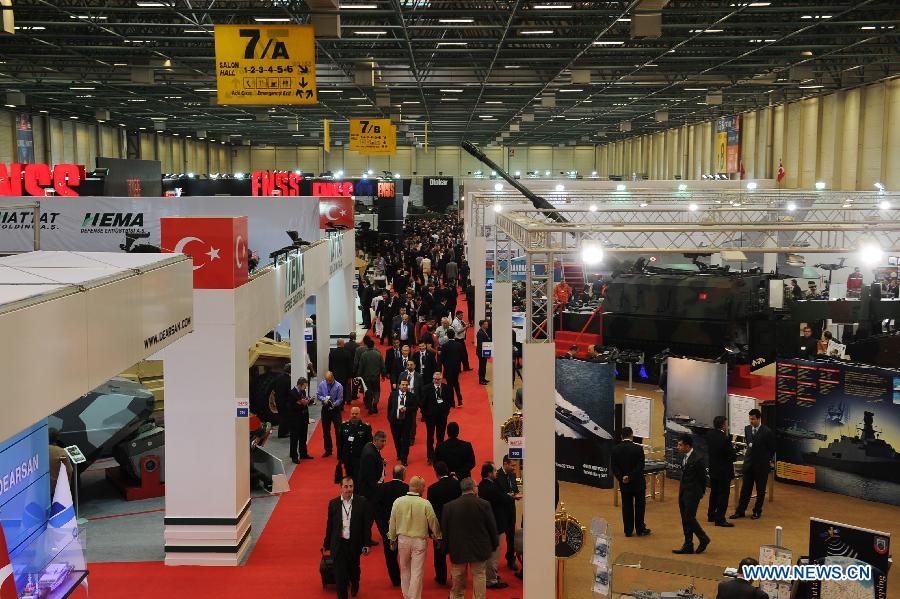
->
xmin=250 ymin=371 xmax=281 ymax=425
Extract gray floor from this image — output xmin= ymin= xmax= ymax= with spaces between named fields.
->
xmin=83 ymin=402 xmax=324 ymax=563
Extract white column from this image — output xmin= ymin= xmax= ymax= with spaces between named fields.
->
xmin=472 ymin=235 xmax=487 ymax=326
xmin=491 ymin=281 xmax=514 ymax=465
xmin=288 ymin=301 xmax=308 ymax=380
xmin=522 ymin=342 xmax=556 ymax=598
xmin=328 ymin=266 xmax=353 ymax=338
xmin=345 ymin=264 xmax=358 ymax=328
xmin=163 ymin=290 xmax=250 ymax=566
xmin=316 ymin=281 xmax=332 ymax=379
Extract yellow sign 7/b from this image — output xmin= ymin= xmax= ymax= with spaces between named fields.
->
xmin=214 ymin=24 xmax=318 ymax=106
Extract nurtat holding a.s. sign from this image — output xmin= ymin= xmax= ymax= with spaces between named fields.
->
xmin=349 ymin=118 xmax=397 ymax=155
xmin=214 ymin=24 xmax=318 ymax=105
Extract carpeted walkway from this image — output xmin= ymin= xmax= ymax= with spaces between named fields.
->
xmin=87 ymin=295 xmax=523 ymax=599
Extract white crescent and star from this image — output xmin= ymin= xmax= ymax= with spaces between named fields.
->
xmin=173 ymin=236 xmax=219 ymax=271
xmin=235 ymin=235 xmax=246 ymax=269
xmin=325 ymin=204 xmax=342 ymax=221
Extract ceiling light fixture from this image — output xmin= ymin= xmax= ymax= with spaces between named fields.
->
xmin=254 ymin=17 xmax=292 ymax=22
xmin=533 ymin=4 xmax=572 ymax=8
xmin=440 ymin=89 xmax=463 ymax=93
xmin=439 ymin=18 xmax=474 ymax=23
xmin=339 ymin=4 xmax=378 ymax=8
xmin=437 ymin=42 xmax=468 ymax=46
xmin=593 ymin=40 xmax=625 ymax=45
xmin=521 ymin=30 xmax=554 ymax=35
xmin=355 ymin=30 xmax=388 ymax=35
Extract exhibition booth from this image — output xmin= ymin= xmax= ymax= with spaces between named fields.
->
xmin=0 ymin=251 xmax=194 ymax=596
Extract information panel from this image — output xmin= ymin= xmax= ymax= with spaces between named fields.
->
xmin=623 ymin=394 xmax=652 ymax=440
xmin=349 ymin=118 xmax=397 ymax=155
xmin=214 ymin=24 xmax=318 ymax=105
xmin=727 ymin=394 xmax=757 ymax=436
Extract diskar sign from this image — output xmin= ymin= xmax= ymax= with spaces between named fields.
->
xmin=282 ymin=250 xmax=305 ymax=312
xmin=0 ymin=163 xmax=84 ymax=196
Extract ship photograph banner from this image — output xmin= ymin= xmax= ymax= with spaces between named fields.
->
xmin=775 ymin=359 xmax=900 ymax=506
xmin=554 ymin=359 xmax=615 ymax=488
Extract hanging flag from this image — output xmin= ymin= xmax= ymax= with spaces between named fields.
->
xmin=739 ymin=160 xmax=746 ymax=180
xmin=776 ymin=159 xmax=786 ymax=183
xmin=323 ymin=119 xmax=330 ymax=153
xmin=49 ymin=463 xmax=86 ymax=571
xmin=0 ymin=522 xmax=18 ymax=599
xmin=424 ymin=122 xmax=428 ymax=153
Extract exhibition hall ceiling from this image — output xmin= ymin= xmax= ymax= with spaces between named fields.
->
xmin=0 ymin=1 xmax=897 ymax=146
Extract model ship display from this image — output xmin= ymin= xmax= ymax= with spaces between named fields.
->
xmin=555 ymin=393 xmax=612 ymax=440
xmin=803 ymin=411 xmax=900 ymax=483
xmin=778 ymin=420 xmax=827 ymax=441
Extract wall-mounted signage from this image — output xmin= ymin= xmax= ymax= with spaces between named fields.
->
xmin=319 ymin=196 xmax=354 ymax=230
xmin=0 ymin=163 xmax=84 ymax=196
xmin=160 ymin=216 xmax=249 ymax=290
xmin=214 ymin=24 xmax=318 ymax=105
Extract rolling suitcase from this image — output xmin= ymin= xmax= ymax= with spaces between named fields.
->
xmin=320 ymin=549 xmax=336 ymax=587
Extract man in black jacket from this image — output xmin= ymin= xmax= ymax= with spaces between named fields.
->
xmin=356 ymin=431 xmax=387 ymax=501
xmin=285 ymin=377 xmax=313 ymax=463
xmin=357 ymin=278 xmax=373 ymax=330
xmin=707 ymin=416 xmax=736 ymax=527
xmin=421 ymin=372 xmax=452 ymax=464
xmin=373 ymin=464 xmax=408 ymax=587
xmin=717 ymin=557 xmax=770 ymax=599
xmin=274 ymin=366 xmax=293 ymax=438
xmin=384 ymin=337 xmax=404 ymax=386
xmin=323 ymin=477 xmax=373 ymax=599
xmin=611 ymin=427 xmax=651 ymax=537
xmin=426 ymin=462 xmax=462 ymax=585
xmin=495 ymin=456 xmax=522 ymax=571
xmin=730 ymin=409 xmax=776 ymax=521
xmin=673 ymin=434 xmax=710 ymax=555
xmin=328 ymin=339 xmax=354 ymax=398
xmin=413 ymin=340 xmax=437 ymax=381
xmin=475 ymin=319 xmax=492 ymax=385
xmin=477 ymin=462 xmax=514 ymax=589
xmin=439 ymin=329 xmax=467 ymax=406
xmin=435 ymin=422 xmax=476 ymax=481
xmin=387 ymin=379 xmax=417 ymax=465
xmin=441 ymin=477 xmax=499 ymax=598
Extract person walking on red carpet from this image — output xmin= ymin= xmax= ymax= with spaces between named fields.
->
xmin=323 ymin=477 xmax=373 ymax=599
xmin=435 ymin=422 xmax=476 ymax=481
xmin=427 ymin=462 xmax=462 ymax=586
xmin=388 ymin=476 xmax=442 ymax=599
xmin=388 ymin=379 xmax=417 ymax=466
xmin=441 ymin=477 xmax=500 ymax=599
xmin=422 ymin=372 xmax=452 ymax=464
xmin=477 ymin=462 xmax=514 ymax=590
xmin=374 ymin=464 xmax=409 ymax=587
xmin=438 ymin=329 xmax=467 ymax=406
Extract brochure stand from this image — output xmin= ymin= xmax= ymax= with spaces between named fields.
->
xmin=590 ymin=517 xmax=612 ymax=596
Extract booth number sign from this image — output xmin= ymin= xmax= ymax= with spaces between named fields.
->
xmin=214 ymin=24 xmax=318 ymax=105
xmin=349 ymin=119 xmax=397 ymax=155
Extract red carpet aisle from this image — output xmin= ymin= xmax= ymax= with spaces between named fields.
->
xmin=87 ymin=295 xmax=523 ymax=599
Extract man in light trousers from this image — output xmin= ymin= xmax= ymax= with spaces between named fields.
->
xmin=388 ymin=476 xmax=441 ymax=599
xmin=440 ymin=477 xmax=500 ymax=599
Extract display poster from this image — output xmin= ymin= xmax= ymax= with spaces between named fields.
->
xmin=665 ymin=357 xmax=727 ymax=429
xmin=348 ymin=118 xmax=397 ymax=155
xmin=774 ymin=358 xmax=900 ymax=505
xmin=214 ymin=24 xmax=317 ymax=105
xmin=623 ymin=394 xmax=652 ymax=440
xmin=758 ymin=545 xmax=793 ymax=599
xmin=422 ymin=176 xmax=454 ymax=213
xmin=15 ymin=112 xmax=35 ymax=164
xmin=0 ymin=196 xmax=319 ymax=263
xmin=0 ymin=421 xmax=50 ymax=560
xmin=715 ymin=115 xmax=741 ymax=174
xmin=808 ymin=518 xmax=890 ymax=599
xmin=555 ymin=359 xmax=615 ymax=488
xmin=728 ymin=394 xmax=758 ymax=436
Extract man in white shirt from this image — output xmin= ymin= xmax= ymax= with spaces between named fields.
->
xmin=451 ymin=311 xmax=468 ymax=341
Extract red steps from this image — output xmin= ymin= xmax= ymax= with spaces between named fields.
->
xmin=561 ymin=262 xmax=586 ymax=293
xmin=554 ymin=330 xmax=603 ymax=359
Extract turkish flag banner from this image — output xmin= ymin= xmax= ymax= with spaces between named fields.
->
xmin=319 ymin=196 xmax=354 ymax=230
xmin=160 ymin=216 xmax=249 ymax=290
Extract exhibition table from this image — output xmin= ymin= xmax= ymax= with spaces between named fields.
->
xmin=613 ymin=461 xmax=667 ymax=506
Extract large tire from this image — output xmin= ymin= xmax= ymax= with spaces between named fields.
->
xmin=250 ymin=371 xmax=282 ymax=425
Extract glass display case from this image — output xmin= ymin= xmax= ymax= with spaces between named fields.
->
xmin=612 ymin=551 xmax=724 ymax=598
xmin=10 ymin=525 xmax=88 ymax=599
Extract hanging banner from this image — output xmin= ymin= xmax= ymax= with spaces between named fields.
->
xmin=715 ymin=115 xmax=741 ymax=174
xmin=214 ymin=24 xmax=318 ymax=105
xmin=319 ymin=196 xmax=354 ymax=230
xmin=348 ymin=118 xmax=396 ymax=155
xmin=15 ymin=112 xmax=35 ymax=164
xmin=323 ymin=119 xmax=330 ymax=153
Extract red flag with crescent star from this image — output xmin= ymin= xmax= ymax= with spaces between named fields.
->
xmin=319 ymin=196 xmax=354 ymax=230
xmin=0 ymin=524 xmax=18 ymax=599
xmin=160 ymin=216 xmax=249 ymax=289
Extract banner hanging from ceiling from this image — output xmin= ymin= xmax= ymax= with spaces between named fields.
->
xmin=348 ymin=118 xmax=397 ymax=155
xmin=15 ymin=113 xmax=35 ymax=164
xmin=213 ymin=24 xmax=318 ymax=105
xmin=715 ymin=115 xmax=741 ymax=174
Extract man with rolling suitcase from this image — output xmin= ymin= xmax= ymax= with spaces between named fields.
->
xmin=323 ymin=477 xmax=373 ymax=598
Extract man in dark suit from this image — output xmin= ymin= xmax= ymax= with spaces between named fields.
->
xmin=495 ymin=456 xmax=522 ymax=571
xmin=285 ymin=377 xmax=313 ymax=463
xmin=375 ymin=291 xmax=396 ymax=344
xmin=435 ymin=422 xmax=476 ymax=481
xmin=477 ymin=462 xmax=514 ymax=589
xmin=426 ymin=461 xmax=462 ymax=586
xmin=384 ymin=337 xmax=403 ymax=385
xmin=387 ymin=379 xmax=417 ymax=465
xmin=441 ymin=477 xmax=499 ymax=599
xmin=611 ymin=427 xmax=651 ymax=537
xmin=389 ymin=344 xmax=412 ymax=389
xmin=413 ymin=341 xmax=437 ymax=381
xmin=393 ymin=312 xmax=417 ymax=348
xmin=398 ymin=359 xmax=423 ymax=445
xmin=373 ymin=464 xmax=408 ymax=587
xmin=731 ymin=408 xmax=776 ymax=521
xmin=328 ymin=339 xmax=354 ymax=397
xmin=717 ymin=557 xmax=770 ymax=599
xmin=707 ymin=416 xmax=736 ymax=527
xmin=673 ymin=434 xmax=710 ymax=555
xmin=338 ymin=407 xmax=373 ymax=482
xmin=356 ymin=431 xmax=387 ymax=501
xmin=475 ymin=319 xmax=492 ymax=385
xmin=438 ymin=329 xmax=467 ymax=406
xmin=323 ymin=477 xmax=373 ymax=599
xmin=274 ymin=366 xmax=293 ymax=438
xmin=421 ymin=372 xmax=452 ymax=464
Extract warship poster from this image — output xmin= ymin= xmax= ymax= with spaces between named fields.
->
xmin=775 ymin=359 xmax=900 ymax=505
xmin=554 ymin=359 xmax=615 ymax=488
xmin=808 ymin=518 xmax=890 ymax=599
